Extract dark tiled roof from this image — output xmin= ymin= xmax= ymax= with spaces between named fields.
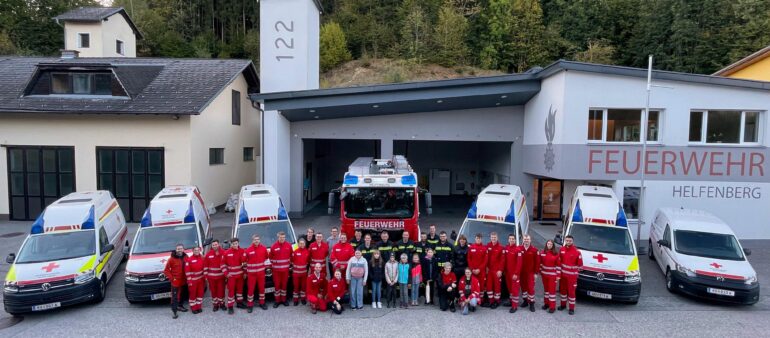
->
xmin=54 ymin=7 xmax=143 ymax=39
xmin=0 ymin=57 xmax=259 ymax=115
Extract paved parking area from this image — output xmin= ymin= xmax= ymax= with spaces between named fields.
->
xmin=0 ymin=203 xmax=768 ymax=337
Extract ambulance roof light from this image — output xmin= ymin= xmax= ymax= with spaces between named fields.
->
xmin=616 ymin=202 xmax=628 ymax=227
xmin=30 ymin=211 xmax=46 ymax=234
xmin=572 ymin=201 xmax=584 ymax=223
xmin=81 ymin=206 xmax=96 ymax=230
xmin=467 ymin=201 xmax=477 ymax=219
xmin=278 ymin=199 xmax=288 ymax=220
xmin=238 ymin=202 xmax=249 ymax=225
xmin=140 ymin=209 xmax=152 ymax=227
xmin=183 ymin=201 xmax=195 ymax=224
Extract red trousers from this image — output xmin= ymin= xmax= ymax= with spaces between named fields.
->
xmin=207 ymin=277 xmax=225 ymax=307
xmin=247 ymin=272 xmax=266 ymax=306
xmin=486 ymin=271 xmax=501 ymax=303
xmin=292 ymin=273 xmax=307 ymax=301
xmin=226 ymin=275 xmax=244 ymax=308
xmin=273 ymin=270 xmax=289 ymax=303
xmin=307 ymin=294 xmax=327 ymax=312
xmin=521 ymin=272 xmax=536 ymax=303
xmin=187 ymin=279 xmax=204 ymax=311
xmin=472 ymin=270 xmax=486 ymax=295
xmin=506 ymin=275 xmax=521 ymax=309
xmin=559 ymin=276 xmax=577 ymax=310
xmin=542 ymin=276 xmax=558 ymax=311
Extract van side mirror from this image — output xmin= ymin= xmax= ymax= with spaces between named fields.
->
xmin=101 ymin=244 xmax=115 ymax=254
xmin=657 ymin=239 xmax=670 ymax=248
xmin=6 ymin=253 xmax=15 ymax=264
xmin=743 ymin=248 xmax=752 ymax=256
xmin=422 ymin=190 xmax=433 ymax=215
xmin=554 ymin=234 xmax=562 ymax=245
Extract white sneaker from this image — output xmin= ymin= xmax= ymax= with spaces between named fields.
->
xmin=372 ymin=303 xmax=376 ymax=309
xmin=377 ymin=302 xmax=382 ymax=308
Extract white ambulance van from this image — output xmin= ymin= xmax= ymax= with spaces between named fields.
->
xmin=649 ymin=208 xmax=759 ymax=304
xmin=556 ymin=185 xmax=640 ymax=303
xmin=458 ymin=185 xmax=529 ymax=244
xmin=231 ymin=184 xmax=297 ymax=295
xmin=4 ymin=191 xmax=128 ymax=315
xmin=124 ymin=186 xmax=212 ymax=303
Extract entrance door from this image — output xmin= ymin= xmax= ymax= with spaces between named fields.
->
xmin=96 ymin=147 xmax=164 ymax=222
xmin=7 ymin=146 xmax=75 ymax=220
xmin=533 ymin=179 xmax=563 ymax=220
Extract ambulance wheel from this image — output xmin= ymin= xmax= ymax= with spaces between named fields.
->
xmin=648 ymin=241 xmax=655 ymax=261
xmin=93 ymin=277 xmax=107 ymax=303
xmin=665 ymin=269 xmax=675 ymax=294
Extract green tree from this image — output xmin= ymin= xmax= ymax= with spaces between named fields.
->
xmin=399 ymin=2 xmax=430 ymax=62
xmin=573 ymin=39 xmax=616 ymax=64
xmin=243 ymin=29 xmax=260 ymax=64
xmin=505 ymin=0 xmax=550 ymax=72
xmin=476 ymin=0 xmax=513 ymax=69
xmin=0 ymin=31 xmax=17 ymax=55
xmin=320 ymin=21 xmax=352 ymax=72
xmin=432 ymin=4 xmax=469 ymax=66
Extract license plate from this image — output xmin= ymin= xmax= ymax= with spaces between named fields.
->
xmin=32 ymin=302 xmax=61 ymax=311
xmin=587 ymin=291 xmax=612 ymax=299
xmin=265 ymin=287 xmax=275 ymax=294
xmin=151 ymin=292 xmax=171 ymax=300
xmin=707 ymin=288 xmax=735 ymax=297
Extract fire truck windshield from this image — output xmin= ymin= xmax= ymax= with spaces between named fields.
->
xmin=344 ymin=188 xmax=414 ymax=219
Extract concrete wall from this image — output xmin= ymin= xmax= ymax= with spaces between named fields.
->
xmin=190 ymin=74 xmax=259 ymax=207
xmin=0 ymin=114 xmax=192 ymax=216
xmin=64 ymin=22 xmax=103 ymax=57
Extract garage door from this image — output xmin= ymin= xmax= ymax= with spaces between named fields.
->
xmin=7 ymin=146 xmax=75 ymax=220
xmin=96 ymin=147 xmax=164 ymax=222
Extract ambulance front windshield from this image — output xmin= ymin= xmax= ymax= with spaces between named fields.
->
xmin=460 ymin=220 xmax=518 ymax=244
xmin=17 ymin=230 xmax=95 ymax=263
xmin=133 ymin=224 xmax=199 ymax=254
xmin=570 ymin=223 xmax=635 ymax=255
xmin=236 ymin=221 xmax=296 ymax=245
xmin=343 ymin=188 xmax=414 ymax=219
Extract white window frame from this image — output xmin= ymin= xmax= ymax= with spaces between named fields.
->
xmin=78 ymin=33 xmax=90 ymax=48
xmin=688 ymin=110 xmax=763 ymax=146
xmin=587 ymin=108 xmax=663 ymax=144
xmin=116 ymin=39 xmax=124 ymax=55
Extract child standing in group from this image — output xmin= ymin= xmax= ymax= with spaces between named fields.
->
xmin=410 ymin=253 xmax=423 ymax=306
xmin=398 ymin=253 xmax=411 ymax=308
xmin=369 ymin=250 xmax=385 ymax=309
xmin=384 ymin=252 xmax=400 ymax=308
xmin=421 ymin=248 xmax=438 ymax=305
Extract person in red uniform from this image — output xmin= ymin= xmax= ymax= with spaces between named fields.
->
xmin=203 ymin=239 xmax=226 ymax=312
xmin=306 ymin=263 xmax=327 ymax=314
xmin=539 ymin=239 xmax=561 ymax=313
xmin=485 ymin=232 xmax=505 ymax=309
xmin=559 ymin=235 xmax=583 ymax=315
xmin=504 ymin=233 xmax=522 ymax=313
xmin=458 ymin=267 xmax=481 ymax=315
xmin=244 ymin=234 xmax=269 ymax=312
xmin=467 ymin=233 xmax=488 ymax=306
xmin=291 ymin=238 xmax=310 ymax=305
xmin=224 ymin=238 xmax=246 ymax=314
xmin=327 ymin=269 xmax=347 ymax=314
xmin=519 ymin=234 xmax=540 ymax=312
xmin=184 ymin=246 xmax=205 ymax=314
xmin=437 ymin=262 xmax=457 ymax=312
xmin=163 ymin=244 xmax=187 ymax=319
xmin=308 ymin=233 xmax=328 ymax=278
xmin=270 ymin=231 xmax=293 ymax=307
xmin=331 ymin=233 xmax=354 ymax=279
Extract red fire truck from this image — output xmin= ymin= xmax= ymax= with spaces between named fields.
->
xmin=328 ymin=156 xmax=431 ymax=240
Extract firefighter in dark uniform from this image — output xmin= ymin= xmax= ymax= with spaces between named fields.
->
xmin=376 ymin=231 xmax=395 ymax=262
xmin=434 ymin=231 xmax=455 ymax=270
xmin=426 ymin=224 xmax=440 ymax=248
xmin=453 ymin=234 xmax=470 ymax=279
xmin=415 ymin=232 xmax=430 ymax=259
xmin=350 ymin=230 xmax=364 ymax=248
xmin=395 ymin=231 xmax=415 ymax=259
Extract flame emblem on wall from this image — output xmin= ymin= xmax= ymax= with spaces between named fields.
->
xmin=544 ymin=105 xmax=556 ymax=172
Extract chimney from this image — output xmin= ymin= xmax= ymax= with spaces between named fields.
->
xmin=60 ymin=49 xmax=80 ymax=59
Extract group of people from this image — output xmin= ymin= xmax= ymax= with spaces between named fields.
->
xmin=163 ymin=224 xmax=583 ymax=319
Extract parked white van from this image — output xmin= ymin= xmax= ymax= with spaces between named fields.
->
xmin=124 ymin=186 xmax=212 ymax=303
xmin=231 ymin=184 xmax=297 ymax=295
xmin=556 ymin=185 xmax=640 ymax=303
xmin=4 ymin=191 xmax=128 ymax=315
xmin=458 ymin=184 xmax=529 ymax=244
xmin=649 ymin=208 xmax=759 ymax=304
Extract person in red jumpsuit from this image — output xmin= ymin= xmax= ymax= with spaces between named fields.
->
xmin=184 ymin=246 xmax=205 ymax=314
xmin=559 ymin=235 xmax=583 ymax=315
xmin=331 ymin=233 xmax=354 ymax=279
xmin=244 ymin=234 xmax=269 ymax=312
xmin=308 ymin=233 xmax=328 ymax=278
xmin=458 ymin=267 xmax=481 ymax=315
xmin=203 ymin=239 xmax=226 ymax=312
xmin=467 ymin=233 xmax=487 ymax=306
xmin=270 ymin=231 xmax=293 ymax=307
xmin=539 ymin=239 xmax=561 ymax=313
xmin=224 ymin=238 xmax=246 ymax=314
xmin=504 ymin=233 xmax=522 ymax=313
xmin=291 ymin=238 xmax=310 ymax=305
xmin=485 ymin=232 xmax=505 ymax=309
xmin=519 ymin=234 xmax=540 ymax=312
xmin=327 ymin=269 xmax=347 ymax=314
xmin=163 ymin=244 xmax=187 ymax=319
xmin=306 ymin=263 xmax=327 ymax=314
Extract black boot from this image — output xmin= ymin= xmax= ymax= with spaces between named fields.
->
xmin=273 ymin=302 xmax=280 ymax=308
xmin=228 ymin=307 xmax=234 ymax=315
xmin=521 ymin=299 xmax=529 ymax=307
xmin=172 ymin=310 xmax=178 ymax=319
xmin=260 ymin=303 xmax=268 ymax=310
xmin=236 ymin=302 xmax=247 ymax=309
xmin=490 ymin=302 xmax=499 ymax=309
xmin=558 ymin=305 xmax=566 ymax=311
xmin=509 ymin=307 xmax=517 ymax=313
xmin=294 ymin=300 xmax=299 ymax=306
xmin=283 ymin=301 xmax=290 ymax=307
xmin=213 ymin=305 xmax=219 ymax=312
xmin=301 ymin=299 xmax=307 ymax=305
xmin=247 ymin=306 xmax=253 ymax=313
xmin=529 ymin=303 xmax=535 ymax=312
xmin=502 ymin=299 xmax=512 ymax=307
xmin=541 ymin=304 xmax=549 ymax=310
xmin=548 ymin=308 xmax=555 ymax=313
xmin=176 ymin=305 xmax=188 ymax=312
xmin=569 ymin=309 xmax=575 ymax=315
